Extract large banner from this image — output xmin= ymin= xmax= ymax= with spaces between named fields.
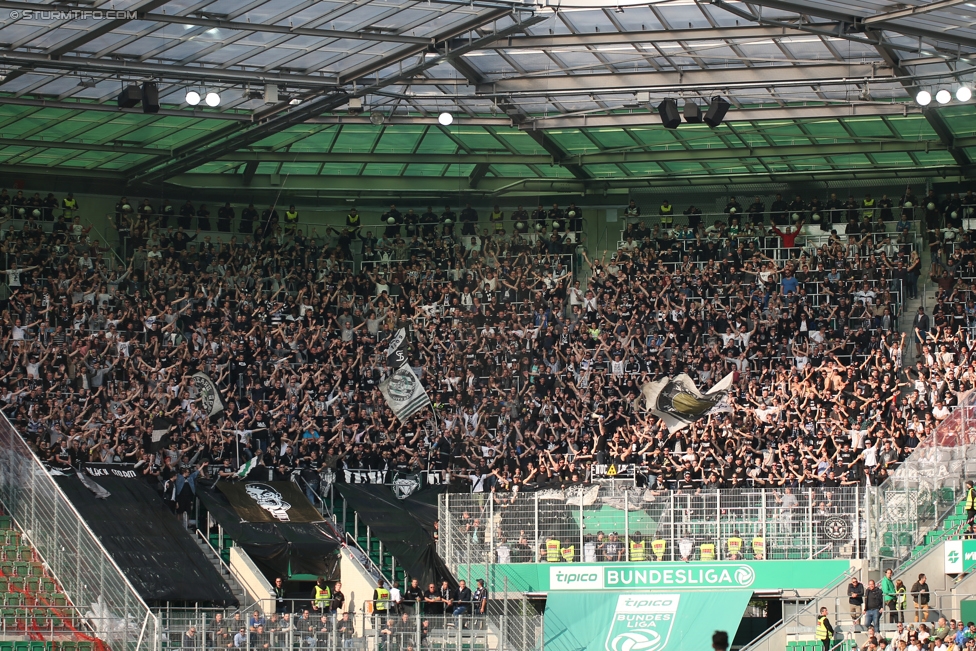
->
xmin=379 ymin=364 xmax=430 ymax=422
xmin=640 ymin=372 xmax=734 ymax=432
xmin=544 ymin=590 xmax=752 ymax=651
xmin=461 ymin=559 xmax=853 ymax=593
xmin=217 ymin=481 xmax=323 ymax=523
xmin=192 ymin=372 xmax=226 ymax=418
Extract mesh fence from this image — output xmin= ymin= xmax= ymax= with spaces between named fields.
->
xmin=0 ymin=415 xmax=157 ymax=651
xmin=870 ymin=389 xmax=976 ymax=570
xmin=440 ymin=486 xmax=865 ymax=574
xmin=155 ymin=606 xmax=532 ymax=651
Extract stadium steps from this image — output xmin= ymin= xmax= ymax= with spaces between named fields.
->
xmin=330 ymin=492 xmax=408 ymax=587
xmin=881 ymin=496 xmax=968 ymax=569
xmin=192 ymin=532 xmax=249 ymax=607
xmin=0 ymin=514 xmax=98 ymax=647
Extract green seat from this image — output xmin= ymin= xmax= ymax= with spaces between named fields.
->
xmin=0 ymin=642 xmax=13 ymax=651
xmin=52 ymin=594 xmax=67 ymax=607
xmin=6 ymin=592 xmax=23 ymax=606
xmin=25 ymin=577 xmax=40 ymax=592
xmin=1 ymin=608 xmax=16 ymax=628
xmin=0 ymin=516 xmax=13 ymax=530
xmin=14 ymin=641 xmax=30 ymax=651
xmin=58 ymin=642 xmax=76 ymax=651
xmin=39 ymin=577 xmax=54 ymax=592
xmin=77 ymin=642 xmax=93 ymax=651
xmin=9 ymin=576 xmax=25 ymax=591
xmin=32 ymin=609 xmax=48 ymax=628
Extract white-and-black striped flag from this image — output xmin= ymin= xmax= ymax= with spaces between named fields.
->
xmin=379 ymin=365 xmax=430 ymax=422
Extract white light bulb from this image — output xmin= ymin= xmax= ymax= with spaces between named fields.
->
xmin=185 ymin=91 xmax=201 ymax=106
xmin=205 ymin=92 xmax=220 ymax=107
xmin=438 ymin=112 xmax=453 ymax=126
xmin=958 ymin=87 xmax=972 ymax=102
xmin=936 ymin=89 xmax=952 ymax=104
xmin=916 ymin=90 xmax=932 ymax=106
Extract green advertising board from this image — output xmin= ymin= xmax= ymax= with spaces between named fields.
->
xmin=459 ymin=559 xmax=853 ymax=593
xmin=545 ymin=590 xmax=753 ymax=651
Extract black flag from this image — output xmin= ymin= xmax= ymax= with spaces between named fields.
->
xmin=386 ymin=327 xmax=408 ymax=368
xmin=150 ymin=416 xmax=174 ymax=452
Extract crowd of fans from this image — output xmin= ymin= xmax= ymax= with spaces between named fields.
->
xmin=0 ymin=184 xmax=970 ymax=515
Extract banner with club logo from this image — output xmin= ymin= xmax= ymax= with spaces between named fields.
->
xmin=544 ymin=590 xmax=752 ymax=651
xmin=379 ymin=364 xmax=430 ymax=422
xmin=192 ymin=372 xmax=226 ymax=418
xmin=386 ymin=327 xmax=408 ymax=368
xmin=640 ymin=372 xmax=734 ymax=433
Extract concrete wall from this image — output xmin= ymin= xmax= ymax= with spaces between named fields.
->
xmin=339 ymin=547 xmax=380 ymax=632
xmin=229 ymin=546 xmax=276 ymax=615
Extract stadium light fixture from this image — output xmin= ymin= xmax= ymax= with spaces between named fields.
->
xmin=936 ymin=89 xmax=952 ymax=104
xmin=205 ymin=91 xmax=221 ymax=107
xmin=438 ymin=112 xmax=453 ymax=126
xmin=915 ymin=90 xmax=932 ymax=106
xmin=185 ymin=90 xmax=201 ymax=106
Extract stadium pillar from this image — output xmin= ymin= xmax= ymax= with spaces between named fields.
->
xmin=489 ymin=493 xmax=495 ymax=564
xmin=624 ymin=491 xmax=629 ymax=561
xmin=579 ymin=490 xmax=584 ymax=556
xmin=534 ymin=493 xmax=539 ymax=556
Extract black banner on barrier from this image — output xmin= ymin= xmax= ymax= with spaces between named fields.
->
xmin=218 ymin=481 xmax=324 ymax=523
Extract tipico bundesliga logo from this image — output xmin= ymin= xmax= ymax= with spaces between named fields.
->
xmin=606 ymin=594 xmax=680 ymax=651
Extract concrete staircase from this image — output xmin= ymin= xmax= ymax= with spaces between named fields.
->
xmin=190 ymin=530 xmax=250 ymax=608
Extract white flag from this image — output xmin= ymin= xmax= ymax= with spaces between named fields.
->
xmin=192 ymin=372 xmax=226 ymax=418
xmin=379 ymin=365 xmax=430 ymax=422
xmin=640 ymin=372 xmax=735 ymax=433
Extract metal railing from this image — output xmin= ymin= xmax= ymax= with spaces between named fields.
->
xmin=0 ymin=413 xmax=158 ymax=651
xmin=439 ymin=486 xmax=866 ymax=572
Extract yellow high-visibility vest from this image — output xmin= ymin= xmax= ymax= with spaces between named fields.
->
xmin=752 ymin=536 xmax=765 ymax=559
xmin=727 ymin=537 xmax=743 ymax=557
xmin=284 ymin=211 xmax=299 ymax=224
xmin=630 ymin=541 xmax=645 ymax=562
xmin=560 ymin=546 xmax=575 ymax=563
xmin=314 ymin=585 xmax=331 ymax=609
xmin=374 ymin=587 xmax=390 ymax=612
xmin=546 ymin=539 xmax=561 ymax=562
xmin=816 ymin=616 xmax=830 ymax=640
xmin=966 ymin=487 xmax=976 ymax=510
xmin=700 ymin=544 xmax=716 ymax=561
xmin=651 ymin=539 xmax=666 ymax=561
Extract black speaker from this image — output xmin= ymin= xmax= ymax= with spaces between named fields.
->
xmin=657 ymin=99 xmax=680 ymax=130
xmin=684 ymin=101 xmax=702 ymax=123
xmin=141 ymin=82 xmax=159 ymax=114
xmin=117 ymin=85 xmax=141 ymax=109
xmin=704 ymin=96 xmax=730 ymax=127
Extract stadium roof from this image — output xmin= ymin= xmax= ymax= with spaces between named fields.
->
xmin=0 ymin=0 xmax=974 ymax=197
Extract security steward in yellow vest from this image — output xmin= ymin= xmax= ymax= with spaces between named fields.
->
xmin=752 ymin=536 xmax=765 ymax=560
xmin=727 ymin=534 xmax=743 ymax=560
xmin=61 ymin=194 xmax=78 ymax=220
xmin=372 ymin=579 xmax=390 ymax=616
xmin=283 ymin=205 xmax=299 ymax=231
xmin=629 ymin=532 xmax=645 ymax=562
xmin=659 ymin=200 xmax=674 ymax=229
xmin=651 ymin=538 xmax=666 ymax=561
xmin=816 ymin=607 xmax=834 ymax=651
xmin=545 ymin=537 xmax=561 ymax=562
xmin=560 ymin=545 xmax=575 ymax=563
xmin=862 ymin=195 xmax=876 ymax=220
xmin=312 ymin=577 xmax=332 ymax=612
xmin=346 ymin=209 xmax=360 ymax=228
xmin=965 ymin=480 xmax=976 ymax=527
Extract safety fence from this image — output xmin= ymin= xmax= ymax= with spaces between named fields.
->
xmin=870 ymin=388 xmax=976 ymax=571
xmin=439 ymin=486 xmax=866 ymax=575
xmin=0 ymin=414 xmax=158 ymax=651
xmin=155 ymin=606 xmax=536 ymax=651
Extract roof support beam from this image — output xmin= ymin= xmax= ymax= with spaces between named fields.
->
xmin=521 ymin=102 xmax=913 ymax=129
xmin=0 ymin=0 xmax=172 ymax=88
xmin=716 ymin=0 xmax=976 ymax=49
xmin=863 ymin=0 xmax=966 ymax=25
xmin=0 ymin=51 xmax=340 ymax=89
xmin=212 ymin=137 xmax=951 ymax=166
xmin=477 ymin=63 xmax=894 ymax=95
xmin=0 ymin=137 xmax=165 ymax=155
xmin=869 ymin=33 xmax=971 ymax=167
xmin=453 ymin=24 xmax=824 ymax=48
xmin=125 ymin=10 xmax=546 ymax=185
xmin=468 ymin=163 xmax=491 ymax=188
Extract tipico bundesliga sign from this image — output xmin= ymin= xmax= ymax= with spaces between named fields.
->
xmin=459 ymin=560 xmax=852 ymax=593
xmin=550 ymin=564 xmax=756 ymax=590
